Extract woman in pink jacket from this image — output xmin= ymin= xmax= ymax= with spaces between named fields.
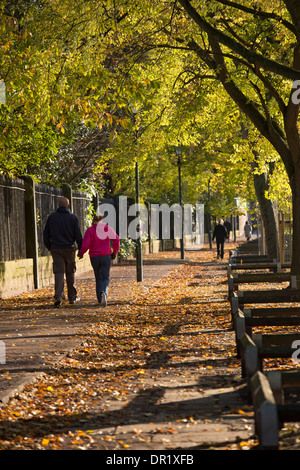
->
xmin=78 ymin=214 xmax=120 ymax=306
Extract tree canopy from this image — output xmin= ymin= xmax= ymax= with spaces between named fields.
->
xmin=0 ymin=0 xmax=297 ymax=254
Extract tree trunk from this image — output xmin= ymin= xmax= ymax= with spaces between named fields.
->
xmin=290 ymin=171 xmax=300 ymax=274
xmin=240 ymin=124 xmax=279 ymax=260
xmin=252 ymin=170 xmax=278 ymax=260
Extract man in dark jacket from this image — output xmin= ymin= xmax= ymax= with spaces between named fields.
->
xmin=212 ymin=219 xmax=228 ymax=260
xmin=43 ymin=197 xmax=83 ymax=307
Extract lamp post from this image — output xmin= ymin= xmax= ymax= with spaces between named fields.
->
xmin=208 ymin=177 xmax=212 ymax=249
xmin=132 ymin=108 xmax=143 ymax=282
xmin=135 ymin=158 xmax=143 ymax=282
xmin=176 ymin=147 xmax=184 ymax=260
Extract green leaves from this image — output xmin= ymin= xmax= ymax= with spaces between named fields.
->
xmin=0 ymin=0 xmax=294 ymax=217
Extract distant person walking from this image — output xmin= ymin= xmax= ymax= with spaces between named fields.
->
xmin=43 ymin=197 xmax=83 ymax=307
xmin=78 ymin=214 xmax=120 ymax=307
xmin=212 ymin=219 xmax=228 ymax=260
xmin=244 ymin=220 xmax=252 ymax=241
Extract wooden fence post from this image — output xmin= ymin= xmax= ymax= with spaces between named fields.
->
xmin=22 ymin=175 xmax=39 ymax=289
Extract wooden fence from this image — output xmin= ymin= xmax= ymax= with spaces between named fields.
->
xmin=0 ymin=175 xmax=92 ymax=289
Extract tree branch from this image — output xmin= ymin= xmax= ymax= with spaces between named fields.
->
xmin=206 ymin=32 xmax=293 ymax=177
xmin=281 ymin=2 xmax=300 ymax=168
xmin=284 ymin=0 xmax=300 ymax=40
xmin=214 ymin=0 xmax=296 ymax=35
xmin=178 ymin=0 xmax=300 ymax=81
xmin=215 ymin=51 xmax=287 ymax=114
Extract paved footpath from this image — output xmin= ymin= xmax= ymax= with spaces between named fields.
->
xmin=0 ymin=247 xmax=256 ymax=453
xmin=0 ymin=257 xmax=181 ymax=403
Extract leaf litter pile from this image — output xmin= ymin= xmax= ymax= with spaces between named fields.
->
xmin=0 ymin=247 xmax=300 ymax=450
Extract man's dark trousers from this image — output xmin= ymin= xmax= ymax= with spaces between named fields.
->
xmin=51 ymin=248 xmax=77 ymax=302
xmin=217 ymin=240 xmax=225 ymax=259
